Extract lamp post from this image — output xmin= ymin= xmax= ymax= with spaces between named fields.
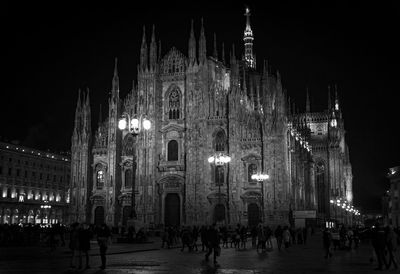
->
xmin=208 ymin=153 xmax=231 ymax=223
xmin=251 ymin=173 xmax=269 ymax=223
xmin=118 ymin=112 xmax=151 ymax=221
xmin=40 ymin=201 xmax=52 ymax=225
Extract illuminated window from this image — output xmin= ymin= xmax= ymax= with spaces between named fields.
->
xmin=168 ymin=88 xmax=180 ymax=120
xmin=215 ymin=130 xmax=226 ymax=152
xmin=248 ymin=164 xmax=257 ymax=182
xmin=125 ymin=170 xmax=132 ymax=188
xmin=167 ymin=140 xmax=179 ymax=161
xmin=215 ymin=166 xmax=224 ymax=186
xmin=96 ymin=170 xmax=105 ymax=189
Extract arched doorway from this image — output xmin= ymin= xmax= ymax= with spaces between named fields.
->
xmin=248 ymin=203 xmax=260 ymax=227
xmin=316 ymin=161 xmax=326 ymax=215
xmin=94 ymin=206 xmax=105 ymax=226
xmin=164 ymin=193 xmax=180 ymax=226
xmin=214 ymin=204 xmax=225 ymax=223
xmin=122 ymin=206 xmax=131 ymax=226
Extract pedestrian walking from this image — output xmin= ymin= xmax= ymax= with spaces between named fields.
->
xmin=69 ymin=222 xmax=80 ymax=269
xmin=78 ymin=223 xmax=92 ymax=269
xmin=265 ymin=226 xmax=273 ymax=250
xmin=256 ymin=224 xmax=266 ymax=252
xmin=205 ymin=223 xmax=221 ymax=265
xmin=282 ymin=226 xmax=291 ymax=250
xmin=274 ymin=225 xmax=283 ymax=251
xmin=323 ymin=227 xmax=333 ymax=259
xmin=303 ymin=226 xmax=308 ymax=245
xmin=192 ymin=226 xmax=199 ymax=251
xmin=97 ymin=223 xmax=111 ymax=270
xmin=180 ymin=226 xmax=192 ymax=252
xmin=371 ymin=223 xmax=388 ymax=270
xmin=161 ymin=227 xmax=170 ymax=249
xmin=200 ymin=225 xmax=208 ymax=251
xmin=386 ymin=225 xmax=398 ymax=270
xmin=251 ymin=225 xmax=258 ymax=249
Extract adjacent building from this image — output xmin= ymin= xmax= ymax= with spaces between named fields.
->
xmin=0 ymin=141 xmax=71 ymax=224
xmin=70 ymin=9 xmax=353 ymax=228
xmin=387 ymin=166 xmax=400 ymax=227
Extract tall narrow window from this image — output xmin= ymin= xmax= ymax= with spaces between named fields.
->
xmin=96 ymin=170 xmax=105 ymax=189
xmin=168 ymin=89 xmax=180 ymax=120
xmin=215 ymin=166 xmax=224 ymax=186
xmin=167 ymin=140 xmax=179 ymax=161
xmin=215 ymin=130 xmax=226 ymax=151
xmin=316 ymin=161 xmax=326 ymax=214
xmin=248 ymin=163 xmax=257 ymax=182
xmin=125 ymin=169 xmax=132 ymax=188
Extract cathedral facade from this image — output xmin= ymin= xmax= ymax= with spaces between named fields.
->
xmin=69 ymin=9 xmax=353 ymax=228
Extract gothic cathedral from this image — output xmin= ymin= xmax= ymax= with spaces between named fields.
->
xmin=70 ymin=9 xmax=353 ymax=228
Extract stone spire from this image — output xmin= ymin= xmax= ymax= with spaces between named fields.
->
xmin=188 ymin=19 xmax=196 ymax=64
xmin=140 ymin=25 xmax=148 ymax=70
xmin=112 ymin=57 xmax=119 ymax=96
xmin=230 ymin=43 xmax=236 ymax=65
xmin=243 ymin=6 xmax=255 ymax=68
xmin=158 ymin=40 xmax=162 ymax=61
xmin=199 ymin=18 xmax=207 ymax=63
xmin=149 ymin=25 xmax=157 ymax=69
xmin=334 ymin=84 xmax=340 ymax=111
xmin=327 ymin=85 xmax=332 ymax=110
xmin=221 ymin=42 xmax=225 ymax=64
xmin=98 ymin=104 xmax=102 ymax=127
xmin=213 ymin=33 xmax=218 ymax=59
xmin=74 ymin=89 xmax=82 ymax=132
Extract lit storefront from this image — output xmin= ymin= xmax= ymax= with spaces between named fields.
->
xmin=0 ymin=141 xmax=70 ymax=224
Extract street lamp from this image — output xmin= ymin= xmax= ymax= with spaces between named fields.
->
xmin=118 ymin=112 xmax=151 ymax=220
xmin=40 ymin=201 xmax=52 ymax=225
xmin=251 ymin=173 xmax=270 ymax=223
xmin=208 ymin=153 xmax=231 ymax=223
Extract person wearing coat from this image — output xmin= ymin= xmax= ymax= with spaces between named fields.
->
xmin=205 ymin=223 xmax=221 ymax=265
xmin=69 ymin=222 xmax=80 ymax=269
xmin=97 ymin=224 xmax=111 ymax=270
xmin=78 ymin=223 xmax=92 ymax=269
xmin=386 ymin=225 xmax=398 ymax=270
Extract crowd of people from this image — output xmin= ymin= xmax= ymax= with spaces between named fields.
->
xmin=160 ymin=223 xmax=315 ymax=265
xmin=323 ymin=223 xmax=399 ymax=270
xmin=0 ymin=223 xmax=66 ymax=248
xmin=2 ymin=221 xmax=398 ymax=270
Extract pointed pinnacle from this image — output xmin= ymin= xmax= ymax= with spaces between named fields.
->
xmin=142 ymin=25 xmax=146 ymax=45
xmin=190 ymin=19 xmax=194 ymax=37
xmin=113 ymin=57 xmax=118 ymax=77
xmin=86 ymin=87 xmax=90 ymax=106
xmin=306 ymin=87 xmax=310 ymax=113
xmin=213 ymin=33 xmax=217 ymax=59
xmin=77 ymin=88 xmax=82 ymax=108
xmin=151 ymin=25 xmax=156 ymax=42
xmin=221 ymin=42 xmax=225 ymax=63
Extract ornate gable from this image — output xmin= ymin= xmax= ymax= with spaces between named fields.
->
xmin=160 ymin=47 xmax=187 ymax=78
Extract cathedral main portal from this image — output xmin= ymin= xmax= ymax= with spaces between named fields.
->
xmin=164 ymin=193 xmax=180 ymax=226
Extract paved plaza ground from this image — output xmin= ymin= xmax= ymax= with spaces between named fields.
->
xmin=0 ymin=232 xmax=399 ymax=273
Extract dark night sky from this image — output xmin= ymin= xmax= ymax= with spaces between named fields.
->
xmin=4 ymin=1 xmax=399 ymax=211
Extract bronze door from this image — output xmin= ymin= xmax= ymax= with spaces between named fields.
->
xmin=164 ymin=193 xmax=180 ymax=226
xmin=94 ymin=206 xmax=105 ymax=225
xmin=248 ymin=203 xmax=260 ymax=227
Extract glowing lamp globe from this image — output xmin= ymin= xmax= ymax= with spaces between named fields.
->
xmin=143 ymin=119 xmax=151 ymax=130
xmin=131 ymin=118 xmax=139 ymax=129
xmin=118 ymin=119 xmax=127 ymax=130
